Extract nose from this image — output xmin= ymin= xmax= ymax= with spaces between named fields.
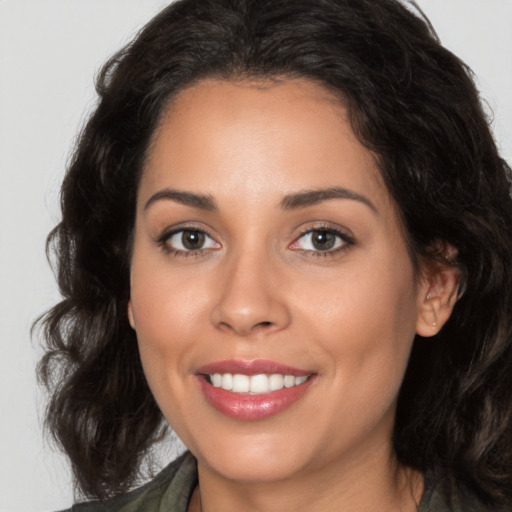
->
xmin=210 ymin=250 xmax=291 ymax=337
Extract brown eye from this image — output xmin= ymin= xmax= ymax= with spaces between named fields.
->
xmin=181 ymin=230 xmax=205 ymax=250
xmin=290 ymin=228 xmax=352 ymax=255
xmin=164 ymin=229 xmax=220 ymax=253
xmin=310 ymin=231 xmax=336 ymax=250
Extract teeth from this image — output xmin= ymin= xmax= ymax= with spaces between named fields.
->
xmin=221 ymin=373 xmax=233 ymax=391
xmin=232 ymin=374 xmax=250 ymax=393
xmin=249 ymin=374 xmax=268 ymax=394
xmin=211 ymin=373 xmax=222 ymax=387
xmin=284 ymin=375 xmax=295 ymax=388
xmin=269 ymin=374 xmax=284 ymax=391
xmin=209 ymin=373 xmax=310 ymax=394
xmin=295 ymin=375 xmax=308 ymax=385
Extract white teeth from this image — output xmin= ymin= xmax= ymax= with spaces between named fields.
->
xmin=232 ymin=374 xmax=250 ymax=393
xmin=295 ymin=375 xmax=308 ymax=385
xmin=221 ymin=373 xmax=233 ymax=391
xmin=211 ymin=373 xmax=222 ymax=387
xmin=283 ymin=375 xmax=295 ymax=388
xmin=269 ymin=374 xmax=284 ymax=391
xmin=209 ymin=373 xmax=310 ymax=394
xmin=249 ymin=374 xmax=268 ymax=394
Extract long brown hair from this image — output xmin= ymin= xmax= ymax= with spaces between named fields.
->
xmin=38 ymin=0 xmax=512 ymax=507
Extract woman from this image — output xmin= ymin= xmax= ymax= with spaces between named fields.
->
xmin=38 ymin=0 xmax=512 ymax=510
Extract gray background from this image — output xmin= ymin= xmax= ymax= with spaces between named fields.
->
xmin=1 ymin=1 xmax=511 ymax=510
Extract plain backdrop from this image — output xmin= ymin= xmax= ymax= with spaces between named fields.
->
xmin=0 ymin=1 xmax=511 ymax=511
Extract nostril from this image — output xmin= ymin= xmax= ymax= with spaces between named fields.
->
xmin=256 ymin=321 xmax=273 ymax=328
xmin=216 ymin=319 xmax=274 ymax=336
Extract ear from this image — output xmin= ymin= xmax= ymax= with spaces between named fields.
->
xmin=127 ymin=301 xmax=136 ymax=330
xmin=416 ymin=243 xmax=460 ymax=337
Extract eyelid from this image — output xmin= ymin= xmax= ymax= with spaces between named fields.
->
xmin=156 ymin=223 xmax=221 ymax=254
xmin=289 ymin=223 xmax=355 ymax=255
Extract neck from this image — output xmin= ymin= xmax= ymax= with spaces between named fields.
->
xmin=188 ymin=444 xmax=423 ymax=512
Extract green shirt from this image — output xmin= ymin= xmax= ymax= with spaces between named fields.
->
xmin=62 ymin=452 xmax=472 ymax=511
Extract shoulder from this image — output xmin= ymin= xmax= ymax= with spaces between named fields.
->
xmin=57 ymin=451 xmax=197 ymax=512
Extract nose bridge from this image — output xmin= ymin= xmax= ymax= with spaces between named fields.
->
xmin=211 ymin=240 xmax=290 ymax=336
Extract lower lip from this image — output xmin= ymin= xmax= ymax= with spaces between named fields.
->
xmin=198 ymin=377 xmax=315 ymax=421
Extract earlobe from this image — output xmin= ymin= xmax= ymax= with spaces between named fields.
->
xmin=416 ymin=246 xmax=460 ymax=337
xmin=127 ymin=301 xmax=136 ymax=330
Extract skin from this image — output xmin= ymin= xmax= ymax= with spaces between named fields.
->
xmin=128 ymin=79 xmax=458 ymax=512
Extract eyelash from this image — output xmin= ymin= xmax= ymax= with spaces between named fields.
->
xmin=290 ymin=225 xmax=354 ymax=258
xmin=157 ymin=225 xmax=219 ymax=258
xmin=156 ymin=224 xmax=354 ymax=258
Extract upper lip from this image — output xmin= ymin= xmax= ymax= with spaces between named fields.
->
xmin=197 ymin=359 xmax=312 ymax=377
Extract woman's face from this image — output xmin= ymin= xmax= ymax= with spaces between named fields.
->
xmin=129 ymin=79 xmax=431 ymax=483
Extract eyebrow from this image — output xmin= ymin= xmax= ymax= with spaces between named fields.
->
xmin=280 ymin=187 xmax=378 ymax=213
xmin=144 ymin=188 xmax=217 ymax=211
xmin=144 ymin=186 xmax=377 ymax=214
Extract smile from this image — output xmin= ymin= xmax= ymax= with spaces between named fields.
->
xmin=207 ymin=373 xmax=310 ymax=394
xmin=197 ymin=360 xmax=315 ymax=420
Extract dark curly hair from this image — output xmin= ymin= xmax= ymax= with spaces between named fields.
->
xmin=37 ymin=0 xmax=512 ymax=507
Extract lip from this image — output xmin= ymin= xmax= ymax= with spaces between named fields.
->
xmin=196 ymin=359 xmax=315 ymax=421
xmin=197 ymin=359 xmax=312 ymax=376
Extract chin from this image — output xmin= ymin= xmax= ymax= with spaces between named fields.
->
xmin=186 ymin=427 xmax=316 ymax=483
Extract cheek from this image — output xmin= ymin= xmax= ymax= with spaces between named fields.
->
xmin=303 ymin=254 xmax=419 ymax=395
xmin=131 ymin=275 xmax=205 ymax=357
xmin=302 ymin=251 xmax=417 ymax=340
xmin=131 ymin=233 xmax=212 ymax=324
xmin=129 ymin=272 xmax=209 ymax=441
xmin=128 ymin=252 xmax=211 ymax=398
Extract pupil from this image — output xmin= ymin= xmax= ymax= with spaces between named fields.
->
xmin=182 ymin=230 xmax=205 ymax=250
xmin=312 ymin=231 xmax=335 ymax=250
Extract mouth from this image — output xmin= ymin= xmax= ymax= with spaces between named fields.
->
xmin=204 ymin=372 xmax=310 ymax=394
xmin=196 ymin=360 xmax=316 ymax=420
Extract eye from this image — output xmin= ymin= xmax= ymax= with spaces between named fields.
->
xmin=162 ymin=229 xmax=220 ymax=253
xmin=290 ymin=228 xmax=352 ymax=254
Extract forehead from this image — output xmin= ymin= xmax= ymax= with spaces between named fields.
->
xmin=140 ymin=78 xmax=388 ymax=210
